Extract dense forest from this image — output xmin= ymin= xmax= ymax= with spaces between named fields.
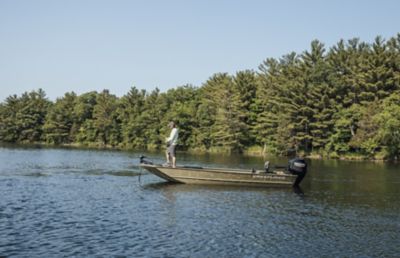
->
xmin=1 ymin=35 xmax=400 ymax=160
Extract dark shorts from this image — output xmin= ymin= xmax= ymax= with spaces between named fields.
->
xmin=167 ymin=144 xmax=176 ymax=157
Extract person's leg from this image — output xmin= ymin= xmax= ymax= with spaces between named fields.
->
xmin=171 ymin=145 xmax=176 ymax=168
xmin=165 ymin=149 xmax=171 ymax=164
xmin=172 ymin=156 xmax=176 ymax=168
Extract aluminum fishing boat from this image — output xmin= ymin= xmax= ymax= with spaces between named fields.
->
xmin=139 ymin=157 xmax=307 ymax=187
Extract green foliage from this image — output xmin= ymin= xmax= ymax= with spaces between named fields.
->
xmin=43 ymin=92 xmax=77 ymax=144
xmin=74 ymin=92 xmax=98 ymax=143
xmin=118 ymin=87 xmax=147 ymax=148
xmin=92 ymin=90 xmax=120 ymax=146
xmin=326 ymin=105 xmax=362 ymax=153
xmin=1 ymin=34 xmax=400 ymax=159
xmin=374 ymin=93 xmax=400 ymax=159
xmin=0 ymin=89 xmax=50 ymax=143
xmin=199 ymin=73 xmax=250 ymax=152
xmin=161 ymin=85 xmax=200 ymax=149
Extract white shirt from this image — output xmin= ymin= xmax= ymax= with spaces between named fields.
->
xmin=166 ymin=128 xmax=179 ymax=145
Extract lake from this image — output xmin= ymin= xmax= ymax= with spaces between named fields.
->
xmin=0 ymin=146 xmax=399 ymax=257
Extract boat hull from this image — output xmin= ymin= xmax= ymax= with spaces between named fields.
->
xmin=140 ymin=164 xmax=298 ymax=187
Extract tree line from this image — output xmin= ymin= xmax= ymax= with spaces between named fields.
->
xmin=1 ymin=35 xmax=400 ymax=160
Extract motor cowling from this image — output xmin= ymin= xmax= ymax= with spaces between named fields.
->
xmin=139 ymin=155 xmax=153 ymax=165
xmin=288 ymin=158 xmax=307 ymax=186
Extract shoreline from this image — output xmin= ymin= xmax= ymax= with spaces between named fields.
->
xmin=1 ymin=142 xmax=396 ymax=162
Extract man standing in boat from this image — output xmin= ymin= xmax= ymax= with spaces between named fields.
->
xmin=165 ymin=121 xmax=179 ymax=168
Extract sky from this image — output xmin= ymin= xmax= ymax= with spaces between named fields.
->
xmin=0 ymin=0 xmax=399 ymax=101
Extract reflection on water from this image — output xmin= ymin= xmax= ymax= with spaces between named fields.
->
xmin=0 ymin=146 xmax=399 ymax=257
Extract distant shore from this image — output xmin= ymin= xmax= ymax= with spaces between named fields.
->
xmin=1 ymin=142 xmax=395 ymax=162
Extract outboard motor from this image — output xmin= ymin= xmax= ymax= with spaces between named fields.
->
xmin=288 ymin=158 xmax=307 ymax=186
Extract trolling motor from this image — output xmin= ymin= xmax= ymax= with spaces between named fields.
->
xmin=288 ymin=158 xmax=307 ymax=187
xmin=139 ymin=155 xmax=153 ymax=165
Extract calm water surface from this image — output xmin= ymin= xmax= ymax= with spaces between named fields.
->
xmin=0 ymin=146 xmax=399 ymax=257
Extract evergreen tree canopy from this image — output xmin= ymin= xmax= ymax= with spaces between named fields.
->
xmin=1 ymin=34 xmax=400 ymax=159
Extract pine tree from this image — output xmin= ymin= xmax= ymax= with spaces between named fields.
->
xmin=2 ymin=89 xmax=51 ymax=143
xmin=74 ymin=92 xmax=98 ymax=144
xmin=374 ymin=92 xmax=400 ymax=159
xmin=233 ymin=70 xmax=258 ymax=147
xmin=43 ymin=92 xmax=77 ymax=144
xmin=94 ymin=90 xmax=120 ymax=146
xmin=140 ymin=88 xmax=164 ymax=149
xmin=201 ymin=73 xmax=247 ymax=152
xmin=254 ymin=58 xmax=281 ymax=153
xmin=301 ymin=40 xmax=334 ymax=151
xmin=0 ymin=95 xmax=20 ymax=142
xmin=118 ymin=87 xmax=147 ymax=148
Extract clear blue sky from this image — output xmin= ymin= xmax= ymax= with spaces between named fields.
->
xmin=1 ymin=0 xmax=399 ymax=101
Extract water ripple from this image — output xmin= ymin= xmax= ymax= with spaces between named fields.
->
xmin=1 ymin=147 xmax=400 ymax=257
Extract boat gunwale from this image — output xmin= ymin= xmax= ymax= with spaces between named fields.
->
xmin=168 ymin=175 xmax=294 ymax=185
xmin=140 ymin=164 xmax=296 ymax=178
